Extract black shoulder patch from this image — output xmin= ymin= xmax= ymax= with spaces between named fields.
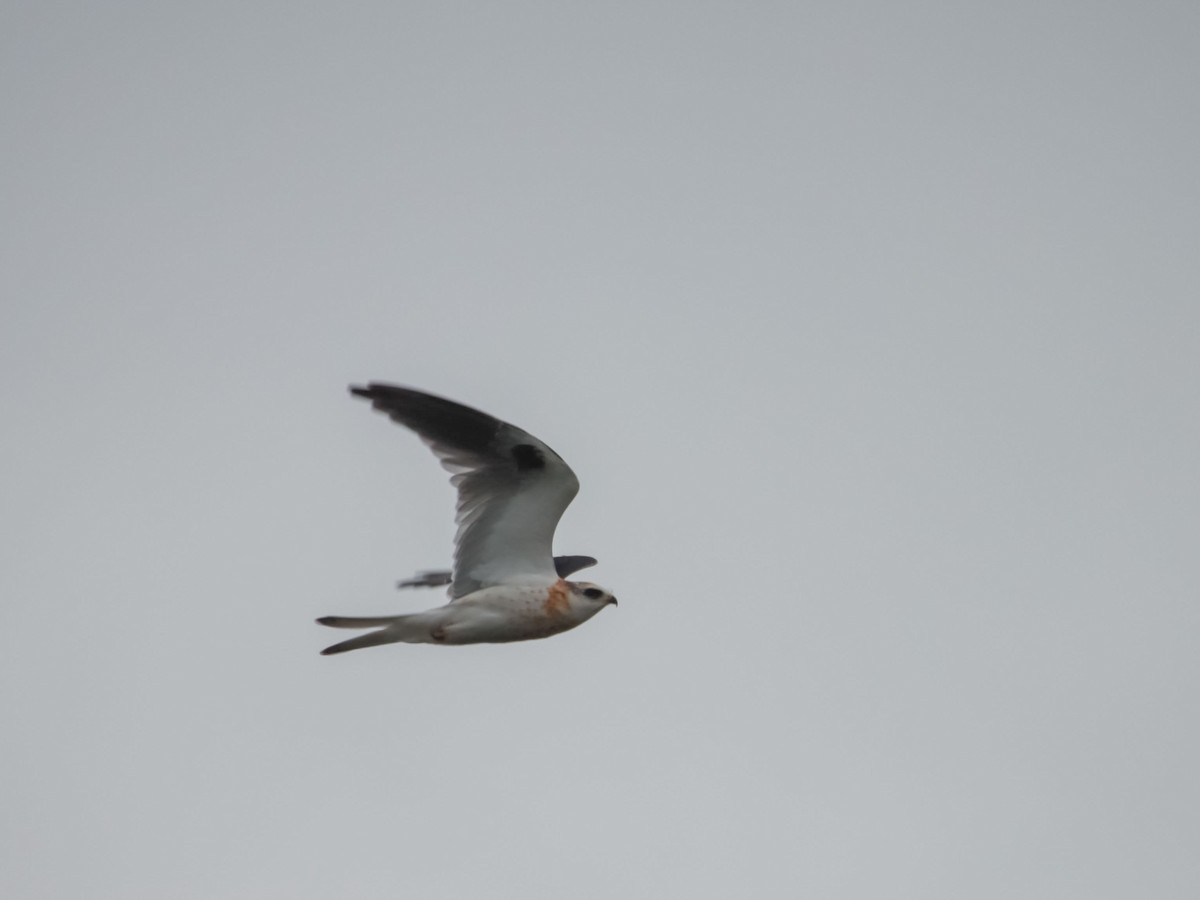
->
xmin=511 ymin=444 xmax=545 ymax=471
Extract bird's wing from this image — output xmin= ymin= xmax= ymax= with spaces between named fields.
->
xmin=351 ymin=383 xmax=580 ymax=599
xmin=551 ymin=555 xmax=599 ymax=578
xmin=396 ymin=555 xmax=597 ymax=590
xmin=396 ymin=570 xmax=453 ymax=589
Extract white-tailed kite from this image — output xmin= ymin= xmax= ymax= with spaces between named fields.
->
xmin=317 ymin=384 xmax=616 ymax=654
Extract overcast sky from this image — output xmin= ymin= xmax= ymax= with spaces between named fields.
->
xmin=3 ymin=3 xmax=1199 ymax=898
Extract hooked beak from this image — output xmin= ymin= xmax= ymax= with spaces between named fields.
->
xmin=608 ymin=596 xmax=618 ymax=607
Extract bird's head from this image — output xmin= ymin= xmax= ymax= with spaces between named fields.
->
xmin=569 ymin=581 xmax=618 ymax=610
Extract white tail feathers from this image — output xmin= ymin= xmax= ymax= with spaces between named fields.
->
xmin=316 ymin=613 xmax=438 ymax=655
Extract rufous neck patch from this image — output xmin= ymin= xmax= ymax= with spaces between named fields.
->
xmin=543 ymin=580 xmax=571 ymax=616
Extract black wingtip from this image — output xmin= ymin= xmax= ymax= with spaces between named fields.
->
xmin=345 ymin=383 xmax=502 ymax=452
xmin=554 ymin=555 xmax=599 ymax=578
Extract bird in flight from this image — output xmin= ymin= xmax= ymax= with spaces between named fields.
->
xmin=317 ymin=384 xmax=617 ymax=654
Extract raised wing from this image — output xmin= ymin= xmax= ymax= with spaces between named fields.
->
xmin=397 ymin=555 xmax=598 ymax=589
xmin=350 ymin=383 xmax=581 ymax=599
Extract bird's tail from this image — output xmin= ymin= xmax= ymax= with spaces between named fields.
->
xmin=315 ymin=613 xmax=433 ymax=655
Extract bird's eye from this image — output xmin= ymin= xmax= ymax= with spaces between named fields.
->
xmin=583 ymin=588 xmax=605 ymax=600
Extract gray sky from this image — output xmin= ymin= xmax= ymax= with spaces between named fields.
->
xmin=3 ymin=2 xmax=1198 ymax=897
